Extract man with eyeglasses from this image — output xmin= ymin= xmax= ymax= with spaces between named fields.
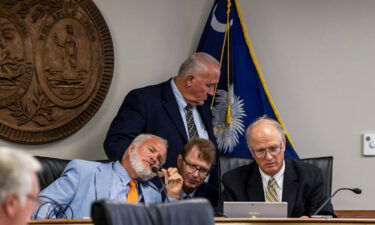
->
xmin=104 ymin=52 xmax=221 ymax=190
xmin=177 ymin=138 xmax=218 ymax=207
xmin=33 ymin=134 xmax=183 ymax=219
xmin=0 ymin=149 xmax=41 ymax=225
xmin=220 ymin=116 xmax=334 ymax=217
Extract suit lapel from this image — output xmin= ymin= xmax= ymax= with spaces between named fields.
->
xmin=246 ymin=163 xmax=265 ymax=201
xmin=282 ymin=159 xmax=298 ymax=217
xmin=194 ymin=184 xmax=206 ymax=197
xmin=162 ymin=79 xmax=188 ymax=141
xmin=197 ymin=105 xmax=215 ymax=141
xmin=95 ymin=162 xmax=113 ymax=200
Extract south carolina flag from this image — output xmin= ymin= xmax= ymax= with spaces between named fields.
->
xmin=197 ymin=0 xmax=299 ymax=159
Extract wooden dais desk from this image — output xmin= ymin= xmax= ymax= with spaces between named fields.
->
xmin=29 ymin=218 xmax=375 ymax=225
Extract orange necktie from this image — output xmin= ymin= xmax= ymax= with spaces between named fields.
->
xmin=127 ymin=180 xmax=138 ymax=203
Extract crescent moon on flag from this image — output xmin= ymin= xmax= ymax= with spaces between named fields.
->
xmin=210 ymin=4 xmax=233 ymax=33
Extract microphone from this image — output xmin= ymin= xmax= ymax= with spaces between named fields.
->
xmin=152 ymin=167 xmax=170 ymax=202
xmin=312 ymin=187 xmax=362 ymax=216
xmin=151 ymin=167 xmax=160 ymax=174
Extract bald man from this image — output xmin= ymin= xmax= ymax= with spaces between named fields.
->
xmin=220 ymin=116 xmax=335 ymax=218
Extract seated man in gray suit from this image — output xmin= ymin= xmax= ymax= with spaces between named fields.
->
xmin=221 ymin=116 xmax=335 ymax=218
xmin=177 ymin=138 xmax=218 ymax=207
xmin=34 ymin=134 xmax=183 ymax=219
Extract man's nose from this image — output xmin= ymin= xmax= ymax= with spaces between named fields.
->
xmin=192 ymin=169 xmax=200 ymax=177
xmin=208 ymin=87 xmax=215 ymax=96
xmin=264 ymin=150 xmax=273 ymax=160
xmin=150 ymin=157 xmax=157 ymax=165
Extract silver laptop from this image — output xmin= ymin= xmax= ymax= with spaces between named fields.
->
xmin=223 ymin=202 xmax=288 ymax=218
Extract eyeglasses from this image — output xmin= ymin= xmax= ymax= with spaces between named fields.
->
xmin=27 ymin=194 xmax=43 ymax=205
xmin=182 ymin=158 xmax=210 ymax=177
xmin=252 ymin=143 xmax=283 ymax=158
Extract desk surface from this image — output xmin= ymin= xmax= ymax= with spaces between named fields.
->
xmin=29 ymin=218 xmax=375 ymax=225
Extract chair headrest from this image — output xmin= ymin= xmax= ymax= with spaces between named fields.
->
xmin=92 ymin=198 xmax=214 ymax=225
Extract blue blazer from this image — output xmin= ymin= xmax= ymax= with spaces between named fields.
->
xmin=34 ymin=160 xmax=163 ymax=219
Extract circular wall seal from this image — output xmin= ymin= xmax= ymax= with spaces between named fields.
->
xmin=0 ymin=0 xmax=114 ymax=143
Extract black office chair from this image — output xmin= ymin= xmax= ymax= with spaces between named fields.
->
xmin=219 ymin=155 xmax=252 ymax=192
xmin=219 ymin=155 xmax=333 ymax=198
xmin=91 ymin=198 xmax=215 ymax=225
xmin=301 ymin=156 xmax=333 ymax=198
xmin=35 ymin=156 xmax=71 ymax=190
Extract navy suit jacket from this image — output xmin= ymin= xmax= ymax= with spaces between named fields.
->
xmin=220 ymin=158 xmax=335 ymax=217
xmin=104 ymin=79 xmax=219 ymax=186
xmin=195 ymin=182 xmax=219 ymax=208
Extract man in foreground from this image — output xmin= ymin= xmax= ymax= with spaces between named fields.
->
xmin=221 ymin=116 xmax=334 ymax=217
xmin=177 ymin=138 xmax=218 ymax=207
xmin=34 ymin=134 xmax=183 ymax=219
xmin=0 ymin=149 xmax=41 ymax=225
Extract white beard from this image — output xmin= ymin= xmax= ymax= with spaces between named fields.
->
xmin=129 ymin=148 xmax=155 ymax=180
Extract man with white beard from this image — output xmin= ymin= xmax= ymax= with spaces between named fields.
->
xmin=33 ymin=134 xmax=182 ymax=219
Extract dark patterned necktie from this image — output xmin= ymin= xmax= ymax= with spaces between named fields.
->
xmin=185 ymin=104 xmax=198 ymax=140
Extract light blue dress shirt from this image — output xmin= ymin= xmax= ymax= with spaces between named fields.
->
xmin=170 ymin=79 xmax=209 ymax=140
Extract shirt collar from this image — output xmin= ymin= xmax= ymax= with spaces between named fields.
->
xmin=170 ymin=78 xmax=189 ymax=110
xmin=113 ymin=161 xmax=132 ymax=185
xmin=180 ymin=188 xmax=197 ymax=199
xmin=259 ymin=160 xmax=285 ymax=188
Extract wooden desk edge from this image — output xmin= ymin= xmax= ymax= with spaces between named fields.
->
xmin=29 ymin=218 xmax=375 ymax=224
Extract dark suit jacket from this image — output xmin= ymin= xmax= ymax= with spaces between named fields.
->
xmin=220 ymin=158 xmax=334 ymax=217
xmin=195 ymin=182 xmax=219 ymax=208
xmin=104 ymin=79 xmax=219 ymax=186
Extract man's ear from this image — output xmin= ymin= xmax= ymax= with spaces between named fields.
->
xmin=185 ymin=75 xmax=195 ymax=87
xmin=177 ymin=154 xmax=183 ymax=168
xmin=248 ymin=146 xmax=255 ymax=157
xmin=128 ymin=144 xmax=135 ymax=152
xmin=3 ymin=194 xmax=18 ymax=217
xmin=282 ymin=136 xmax=287 ymax=152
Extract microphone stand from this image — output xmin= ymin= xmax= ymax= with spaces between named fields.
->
xmin=152 ymin=167 xmax=170 ymax=202
xmin=312 ymin=188 xmax=361 ymax=216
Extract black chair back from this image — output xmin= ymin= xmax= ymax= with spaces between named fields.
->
xmin=35 ymin=156 xmax=111 ymax=190
xmin=91 ymin=199 xmax=215 ymax=225
xmin=35 ymin=156 xmax=71 ymax=190
xmin=219 ymin=155 xmax=252 ymax=192
xmin=301 ymin=156 xmax=333 ymax=198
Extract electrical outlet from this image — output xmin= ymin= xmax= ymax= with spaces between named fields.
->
xmin=363 ymin=133 xmax=375 ymax=156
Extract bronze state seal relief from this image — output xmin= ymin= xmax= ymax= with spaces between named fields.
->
xmin=0 ymin=0 xmax=114 ymax=143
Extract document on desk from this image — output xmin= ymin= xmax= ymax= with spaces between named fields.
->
xmin=223 ymin=202 xmax=288 ymax=218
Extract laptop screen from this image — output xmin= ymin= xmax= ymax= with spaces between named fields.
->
xmin=223 ymin=202 xmax=288 ymax=218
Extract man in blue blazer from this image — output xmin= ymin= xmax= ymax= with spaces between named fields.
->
xmin=220 ymin=117 xmax=335 ymax=217
xmin=34 ymin=134 xmax=183 ymax=219
xmin=104 ymin=52 xmax=221 ymax=187
xmin=177 ymin=138 xmax=218 ymax=208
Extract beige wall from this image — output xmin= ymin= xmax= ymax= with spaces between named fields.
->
xmin=1 ymin=0 xmax=374 ymax=210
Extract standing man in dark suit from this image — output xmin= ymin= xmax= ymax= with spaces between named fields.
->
xmin=177 ymin=138 xmax=218 ymax=207
xmin=221 ymin=116 xmax=335 ymax=218
xmin=104 ymin=52 xmax=220 ymax=186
